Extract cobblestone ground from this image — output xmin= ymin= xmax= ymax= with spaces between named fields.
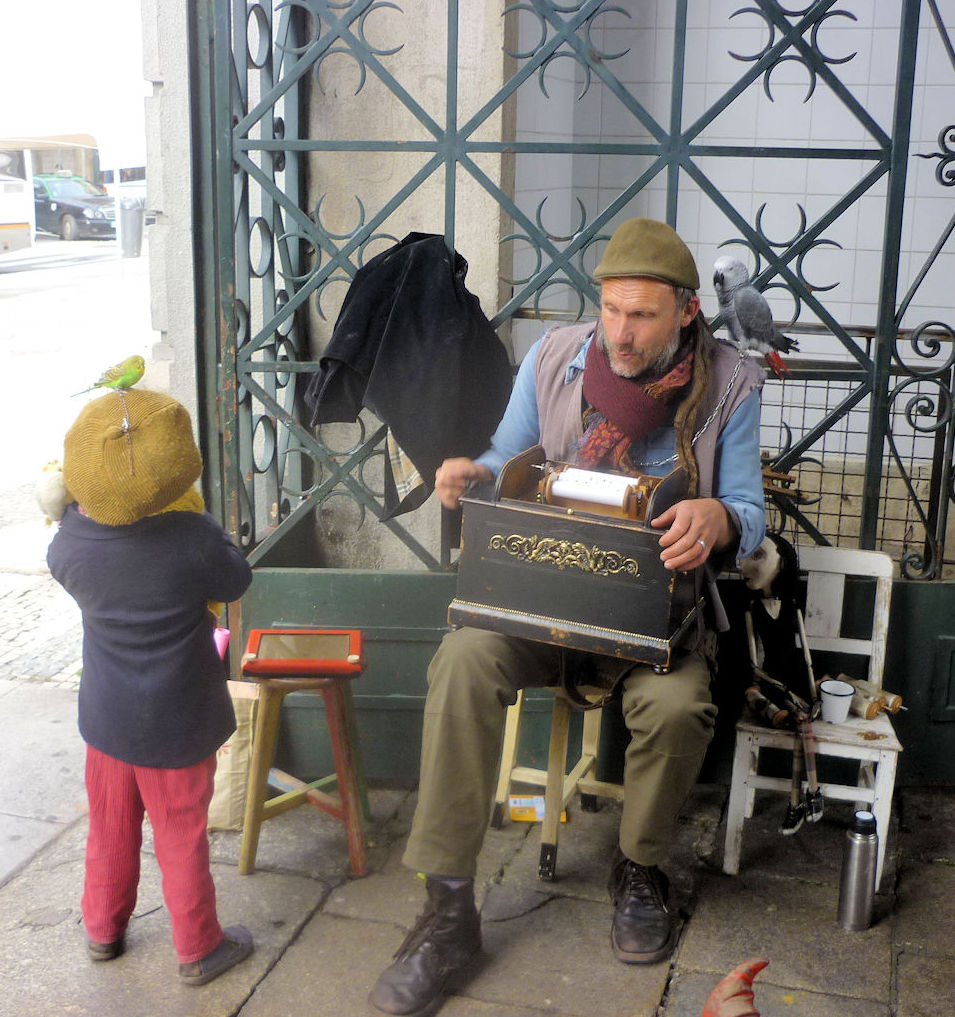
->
xmin=0 ymin=570 xmax=81 ymax=687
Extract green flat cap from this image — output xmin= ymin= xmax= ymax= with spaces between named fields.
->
xmin=594 ymin=218 xmax=700 ymax=290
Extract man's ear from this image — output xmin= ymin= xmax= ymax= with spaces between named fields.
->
xmin=680 ymin=294 xmax=700 ymax=327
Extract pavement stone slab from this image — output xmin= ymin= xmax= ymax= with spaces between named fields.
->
xmin=897 ymin=947 xmax=955 ymax=1017
xmin=0 ymin=679 xmax=86 ymax=887
xmin=0 ymin=571 xmax=82 ymax=681
xmin=0 ymin=814 xmax=74 ymax=890
xmin=207 ymin=787 xmax=408 ymax=883
xmin=893 ymin=856 xmax=955 ymax=951
xmin=238 ymin=910 xmax=406 ymax=1017
xmin=491 ymin=784 xmax=727 ymax=914
xmin=663 ymin=966 xmax=890 ymax=1017
xmin=470 ymin=894 xmax=670 ymax=1017
xmin=718 ymin=795 xmax=859 ymax=884
xmin=492 ymin=797 xmax=620 ymax=904
xmin=0 ymin=814 xmax=330 ymax=1017
xmin=897 ymin=787 xmax=955 ymax=864
xmin=678 ymin=868 xmax=893 ymax=1002
xmin=0 ymin=682 xmax=85 ymax=820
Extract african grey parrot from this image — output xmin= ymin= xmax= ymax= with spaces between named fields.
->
xmin=712 ymin=256 xmax=798 ymax=379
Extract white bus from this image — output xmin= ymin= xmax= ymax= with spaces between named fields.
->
xmin=0 ymin=152 xmax=33 ymax=254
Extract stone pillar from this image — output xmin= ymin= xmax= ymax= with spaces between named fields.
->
xmin=301 ymin=1 xmax=514 ymax=568
xmin=140 ymin=0 xmax=198 ymax=419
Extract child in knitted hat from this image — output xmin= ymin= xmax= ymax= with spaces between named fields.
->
xmin=47 ymin=388 xmax=255 ymax=986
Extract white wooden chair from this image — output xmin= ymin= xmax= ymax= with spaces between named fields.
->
xmin=722 ymin=545 xmax=901 ymax=888
xmin=491 ymin=686 xmax=622 ymax=881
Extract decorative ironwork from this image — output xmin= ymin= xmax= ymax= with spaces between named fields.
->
xmin=915 ymin=125 xmax=955 ymax=186
xmin=488 ymin=533 xmax=640 ymax=577
xmin=191 ymin=0 xmax=955 ymax=580
xmin=728 ymin=5 xmax=859 ymax=102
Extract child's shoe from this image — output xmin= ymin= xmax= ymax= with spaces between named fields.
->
xmin=805 ymin=788 xmax=825 ymax=823
xmin=87 ymin=937 xmax=124 ymax=962
xmin=779 ymin=802 xmax=805 ymax=836
xmin=179 ymin=926 xmax=253 ymax=986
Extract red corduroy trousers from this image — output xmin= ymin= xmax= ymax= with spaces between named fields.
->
xmin=82 ymin=745 xmax=224 ymax=964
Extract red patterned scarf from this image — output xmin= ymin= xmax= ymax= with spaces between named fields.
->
xmin=577 ymin=328 xmax=693 ymax=472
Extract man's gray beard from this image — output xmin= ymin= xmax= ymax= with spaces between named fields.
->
xmin=599 ymin=329 xmax=682 ymax=380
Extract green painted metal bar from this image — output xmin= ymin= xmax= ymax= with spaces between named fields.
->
xmin=772 ymin=380 xmax=873 ymax=474
xmin=861 ymin=0 xmax=922 ymax=549
xmin=683 ymin=155 xmax=889 ymax=371
xmin=232 ymin=147 xmax=446 ymax=356
xmin=665 ymin=0 xmax=688 ymax=227
xmin=232 ymin=1 xmax=372 ymax=139
xmin=752 ymin=0 xmax=892 ymax=149
xmin=269 ymin=3 xmax=306 ymax=508
xmin=454 ymin=1 xmax=603 ymax=143
xmin=444 ymin=0 xmax=458 ymax=251
xmin=240 ymin=139 xmax=885 ymax=160
xmin=212 ymin=0 xmax=242 ymax=543
xmin=191 ymin=0 xmax=226 ymax=524
xmin=240 ymin=376 xmax=441 ymax=569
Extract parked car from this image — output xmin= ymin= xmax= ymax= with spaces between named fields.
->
xmin=33 ymin=174 xmax=115 ymax=241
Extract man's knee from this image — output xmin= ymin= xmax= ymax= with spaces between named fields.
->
xmin=621 ymin=655 xmax=716 ymax=747
xmin=426 ymin=628 xmax=534 ymax=713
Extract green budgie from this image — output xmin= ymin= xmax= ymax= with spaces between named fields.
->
xmin=72 ymin=355 xmax=146 ymax=396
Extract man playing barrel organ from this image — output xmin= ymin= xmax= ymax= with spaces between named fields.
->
xmin=370 ymin=218 xmax=766 ymax=1017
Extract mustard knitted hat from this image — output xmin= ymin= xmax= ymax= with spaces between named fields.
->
xmin=63 ymin=388 xmax=203 ymax=526
xmin=593 ymin=217 xmax=700 ymax=290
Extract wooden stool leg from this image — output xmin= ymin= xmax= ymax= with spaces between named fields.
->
xmin=239 ymin=685 xmax=284 ymax=875
xmin=492 ymin=689 xmax=525 ymax=828
xmin=539 ymin=693 xmax=572 ymax=881
xmin=579 ymin=707 xmax=602 ymax=811
xmin=324 ymin=682 xmax=368 ymax=877
xmin=341 ymin=680 xmax=371 ymax=823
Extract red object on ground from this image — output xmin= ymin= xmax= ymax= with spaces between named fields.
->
xmin=701 ymin=957 xmax=769 ymax=1017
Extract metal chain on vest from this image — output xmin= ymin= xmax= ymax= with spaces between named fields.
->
xmin=633 ymin=346 xmax=747 ymax=469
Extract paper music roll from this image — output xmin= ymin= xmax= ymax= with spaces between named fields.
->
xmin=546 ymin=468 xmax=634 ymax=509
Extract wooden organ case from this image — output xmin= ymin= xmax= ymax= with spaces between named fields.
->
xmin=447 ymin=446 xmax=702 ymax=671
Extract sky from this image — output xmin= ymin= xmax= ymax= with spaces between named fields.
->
xmin=0 ymin=0 xmax=149 ymax=169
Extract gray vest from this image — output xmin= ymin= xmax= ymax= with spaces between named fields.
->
xmin=532 ymin=321 xmax=764 ymax=631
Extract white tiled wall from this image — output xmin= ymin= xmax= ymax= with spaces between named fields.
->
xmin=510 ymin=1 xmax=953 ymax=361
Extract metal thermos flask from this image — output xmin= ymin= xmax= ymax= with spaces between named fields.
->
xmin=837 ymin=810 xmax=878 ymax=930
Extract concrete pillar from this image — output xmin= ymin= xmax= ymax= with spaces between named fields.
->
xmin=301 ymin=1 xmax=514 ymax=568
xmin=140 ymin=0 xmax=198 ymax=420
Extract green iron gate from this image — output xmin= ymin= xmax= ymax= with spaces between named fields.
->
xmin=190 ymin=0 xmax=955 ymax=580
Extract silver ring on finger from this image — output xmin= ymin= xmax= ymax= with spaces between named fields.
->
xmin=697 ymin=537 xmax=706 ymax=551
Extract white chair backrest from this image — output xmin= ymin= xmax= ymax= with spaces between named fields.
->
xmin=795 ymin=545 xmax=894 ymax=689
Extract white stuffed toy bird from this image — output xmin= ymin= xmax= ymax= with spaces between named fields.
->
xmin=36 ymin=459 xmax=71 ymax=525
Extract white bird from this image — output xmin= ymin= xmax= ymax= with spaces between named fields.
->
xmin=713 ymin=256 xmax=798 ymax=379
xmin=35 ymin=459 xmax=70 ymax=525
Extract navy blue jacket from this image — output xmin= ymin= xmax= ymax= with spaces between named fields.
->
xmin=48 ymin=505 xmax=252 ymax=768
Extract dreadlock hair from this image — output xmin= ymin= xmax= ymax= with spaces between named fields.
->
xmin=672 ymin=296 xmax=713 ymax=497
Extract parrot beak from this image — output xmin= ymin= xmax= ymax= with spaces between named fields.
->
xmin=713 ymin=270 xmax=723 ymax=286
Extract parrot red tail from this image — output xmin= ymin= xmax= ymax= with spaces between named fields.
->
xmin=701 ymin=957 xmax=769 ymax=1017
xmin=765 ymin=350 xmax=790 ymax=379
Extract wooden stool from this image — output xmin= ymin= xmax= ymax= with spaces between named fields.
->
xmin=492 ymin=686 xmax=623 ymax=881
xmin=238 ymin=628 xmax=369 ymax=877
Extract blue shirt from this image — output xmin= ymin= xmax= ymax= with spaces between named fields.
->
xmin=476 ymin=335 xmax=766 ymax=561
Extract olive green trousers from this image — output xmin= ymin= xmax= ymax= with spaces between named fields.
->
xmin=403 ymin=627 xmax=716 ymax=877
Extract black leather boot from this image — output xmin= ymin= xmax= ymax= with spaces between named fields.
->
xmin=368 ymin=878 xmax=482 ymax=1016
xmin=607 ymin=848 xmax=677 ymax=964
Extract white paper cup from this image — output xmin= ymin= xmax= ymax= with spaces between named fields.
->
xmin=820 ymin=678 xmax=854 ymax=724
